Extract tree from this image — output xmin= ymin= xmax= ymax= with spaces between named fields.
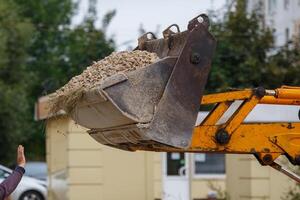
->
xmin=264 ymin=44 xmax=300 ymax=88
xmin=59 ymin=1 xmax=115 ymax=82
xmin=207 ymin=0 xmax=300 ymax=93
xmin=0 ymin=0 xmax=115 ymax=164
xmin=0 ymin=0 xmax=34 ymax=164
xmin=207 ymin=0 xmax=274 ymax=92
xmin=15 ymin=0 xmax=114 ymax=94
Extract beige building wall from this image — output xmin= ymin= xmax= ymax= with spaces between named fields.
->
xmin=46 ymin=117 xmax=68 ymax=200
xmin=46 ymin=116 xmax=227 ymax=200
xmin=46 ymin=116 xmax=161 ymax=200
xmin=67 ymin=119 xmax=102 ymax=200
xmin=191 ymin=179 xmax=225 ymax=199
xmin=46 ymin=115 xmax=296 ymax=200
xmin=226 ymin=154 xmax=296 ymax=200
xmin=153 ymin=153 xmax=163 ymax=199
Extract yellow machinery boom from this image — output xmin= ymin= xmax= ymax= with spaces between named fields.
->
xmin=195 ymin=87 xmax=300 ymax=181
xmin=192 ymin=86 xmax=300 ymax=167
xmin=127 ymin=86 xmax=300 ymax=181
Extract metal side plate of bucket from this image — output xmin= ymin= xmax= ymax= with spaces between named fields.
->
xmin=70 ymin=14 xmax=216 ymax=151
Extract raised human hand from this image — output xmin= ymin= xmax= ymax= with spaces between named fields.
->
xmin=17 ymin=145 xmax=26 ymax=168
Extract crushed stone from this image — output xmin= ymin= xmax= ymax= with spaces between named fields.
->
xmin=49 ymin=50 xmax=159 ymax=113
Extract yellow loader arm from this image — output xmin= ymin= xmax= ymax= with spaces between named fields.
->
xmin=197 ymin=87 xmax=300 ymax=182
xmin=130 ymin=86 xmax=300 ymax=182
xmin=192 ymin=86 xmax=300 ymax=166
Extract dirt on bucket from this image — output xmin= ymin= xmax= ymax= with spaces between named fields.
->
xmin=49 ymin=50 xmax=159 ymax=114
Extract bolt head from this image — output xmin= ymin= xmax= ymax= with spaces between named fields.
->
xmin=215 ymin=131 xmax=230 ymax=145
xmin=295 ymin=155 xmax=300 ymax=165
xmin=197 ymin=16 xmax=204 ymax=23
xmin=190 ymin=53 xmax=201 ymax=64
xmin=262 ymin=154 xmax=273 ymax=165
xmin=255 ymin=87 xmax=266 ymax=98
xmin=181 ymin=140 xmax=188 ymax=147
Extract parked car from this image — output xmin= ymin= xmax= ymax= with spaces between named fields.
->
xmin=0 ymin=164 xmax=47 ymax=200
xmin=24 ymin=162 xmax=47 ymax=181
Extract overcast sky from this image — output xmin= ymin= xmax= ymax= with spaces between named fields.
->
xmin=73 ymin=0 xmax=226 ymax=50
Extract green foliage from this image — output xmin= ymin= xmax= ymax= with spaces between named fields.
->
xmin=0 ymin=0 xmax=34 ymax=165
xmin=102 ymin=10 xmax=117 ymax=33
xmin=13 ymin=0 xmax=113 ymax=94
xmin=21 ymin=0 xmax=114 ymax=161
xmin=0 ymin=0 xmax=114 ymax=164
xmin=207 ymin=0 xmax=300 ymax=93
xmin=13 ymin=0 xmax=76 ymax=95
xmin=62 ymin=19 xmax=115 ymax=83
xmin=264 ymin=44 xmax=300 ymax=88
xmin=281 ymin=167 xmax=300 ymax=200
xmin=207 ymin=0 xmax=274 ymax=92
xmin=282 ymin=184 xmax=300 ymax=200
xmin=207 ymin=181 xmax=230 ymax=199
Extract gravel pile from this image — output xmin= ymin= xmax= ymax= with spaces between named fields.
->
xmin=50 ymin=50 xmax=159 ymax=113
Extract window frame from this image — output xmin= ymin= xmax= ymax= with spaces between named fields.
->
xmin=163 ymin=153 xmax=189 ymax=179
xmin=285 ymin=27 xmax=290 ymax=43
xmin=191 ymin=153 xmax=226 ymax=179
xmin=166 ymin=152 xmax=186 ymax=176
xmin=268 ymin=0 xmax=277 ymax=14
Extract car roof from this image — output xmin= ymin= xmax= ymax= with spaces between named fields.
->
xmin=0 ymin=165 xmax=12 ymax=173
xmin=25 ymin=161 xmax=46 ymax=165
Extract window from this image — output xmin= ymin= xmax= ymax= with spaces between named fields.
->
xmin=193 ymin=153 xmax=225 ymax=177
xmin=268 ymin=0 xmax=277 ymax=14
xmin=284 ymin=0 xmax=289 ymax=10
xmin=0 ymin=169 xmax=10 ymax=179
xmin=167 ymin=153 xmax=186 ymax=176
xmin=0 ymin=169 xmax=5 ymax=178
xmin=286 ymin=28 xmax=290 ymax=43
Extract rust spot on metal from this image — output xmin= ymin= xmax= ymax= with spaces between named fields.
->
xmin=250 ymin=148 xmax=257 ymax=154
xmin=287 ymin=123 xmax=295 ymax=129
xmin=273 ymin=136 xmax=278 ymax=144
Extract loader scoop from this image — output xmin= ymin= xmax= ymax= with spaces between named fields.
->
xmin=69 ymin=14 xmax=216 ymax=151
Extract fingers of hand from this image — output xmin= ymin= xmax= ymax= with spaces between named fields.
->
xmin=17 ymin=145 xmax=25 ymax=161
xmin=18 ymin=145 xmax=24 ymax=154
xmin=17 ymin=145 xmax=26 ymax=167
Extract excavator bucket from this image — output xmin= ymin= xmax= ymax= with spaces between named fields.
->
xmin=69 ymin=14 xmax=216 ymax=151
